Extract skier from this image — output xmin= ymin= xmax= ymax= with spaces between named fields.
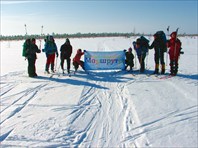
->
xmin=60 ymin=38 xmax=73 ymax=74
xmin=167 ymin=31 xmax=182 ymax=76
xmin=23 ymin=38 xmax=41 ymax=77
xmin=43 ymin=36 xmax=59 ymax=73
xmin=149 ymin=31 xmax=167 ymax=74
xmin=133 ymin=36 xmax=149 ymax=73
xmin=124 ymin=47 xmax=134 ymax=71
xmin=73 ymin=49 xmax=85 ymax=72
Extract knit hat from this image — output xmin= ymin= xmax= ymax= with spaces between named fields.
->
xmin=128 ymin=47 xmax=132 ymax=52
xmin=66 ymin=38 xmax=70 ymax=44
xmin=170 ymin=32 xmax=177 ymax=38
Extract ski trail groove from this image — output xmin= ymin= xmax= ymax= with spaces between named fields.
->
xmin=62 ymin=72 xmax=148 ymax=147
xmin=0 ymin=84 xmax=47 ymax=125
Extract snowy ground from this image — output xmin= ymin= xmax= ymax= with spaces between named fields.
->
xmin=0 ymin=36 xmax=197 ymax=147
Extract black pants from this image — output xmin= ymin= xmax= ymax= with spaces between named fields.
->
xmin=27 ymin=58 xmax=37 ymax=77
xmin=125 ymin=60 xmax=134 ymax=70
xmin=60 ymin=58 xmax=71 ymax=71
xmin=73 ymin=61 xmax=85 ymax=71
xmin=138 ymin=55 xmax=146 ymax=72
xmin=170 ymin=60 xmax=178 ymax=75
xmin=154 ymin=51 xmax=165 ymax=65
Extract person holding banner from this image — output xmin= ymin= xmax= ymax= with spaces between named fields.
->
xmin=73 ymin=49 xmax=85 ymax=72
xmin=124 ymin=47 xmax=134 ymax=71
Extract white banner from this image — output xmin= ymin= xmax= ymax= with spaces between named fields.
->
xmin=84 ymin=51 xmax=125 ymax=70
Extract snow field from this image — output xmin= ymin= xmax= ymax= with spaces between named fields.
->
xmin=0 ymin=36 xmax=197 ymax=147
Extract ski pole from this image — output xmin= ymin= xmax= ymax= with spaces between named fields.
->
xmin=173 ymin=28 xmax=179 ymax=62
xmin=146 ymin=50 xmax=149 ymax=70
xmin=166 ymin=26 xmax=170 ymax=66
xmin=134 ymin=51 xmax=137 ymax=69
xmin=55 ymin=55 xmax=58 ymax=71
xmin=24 ymin=24 xmax=27 ymax=36
xmin=139 ymin=53 xmax=143 ymax=73
xmin=39 ymin=25 xmax=43 ymax=50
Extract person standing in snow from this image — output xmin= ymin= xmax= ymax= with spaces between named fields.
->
xmin=149 ymin=32 xmax=167 ymax=74
xmin=43 ymin=35 xmax=59 ymax=74
xmin=73 ymin=49 xmax=85 ymax=72
xmin=133 ymin=36 xmax=149 ymax=73
xmin=24 ymin=38 xmax=41 ymax=77
xmin=124 ymin=47 xmax=134 ymax=71
xmin=60 ymin=38 xmax=72 ymax=74
xmin=167 ymin=31 xmax=182 ymax=76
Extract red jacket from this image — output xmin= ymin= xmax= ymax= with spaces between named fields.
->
xmin=167 ymin=32 xmax=182 ymax=61
xmin=73 ymin=50 xmax=84 ymax=65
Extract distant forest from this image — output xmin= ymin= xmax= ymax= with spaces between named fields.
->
xmin=0 ymin=32 xmax=197 ymax=41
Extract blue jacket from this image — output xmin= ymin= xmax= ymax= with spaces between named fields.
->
xmin=133 ymin=42 xmax=148 ymax=57
xmin=44 ymin=41 xmax=58 ymax=55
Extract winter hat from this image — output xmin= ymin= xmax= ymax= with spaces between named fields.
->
xmin=66 ymin=38 xmax=70 ymax=44
xmin=170 ymin=32 xmax=177 ymax=38
xmin=77 ymin=49 xmax=82 ymax=54
xmin=128 ymin=47 xmax=132 ymax=52
xmin=31 ymin=38 xmax=36 ymax=42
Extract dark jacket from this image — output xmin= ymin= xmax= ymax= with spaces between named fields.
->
xmin=125 ymin=52 xmax=134 ymax=64
xmin=60 ymin=43 xmax=72 ymax=59
xmin=26 ymin=43 xmax=41 ymax=59
xmin=149 ymin=38 xmax=165 ymax=53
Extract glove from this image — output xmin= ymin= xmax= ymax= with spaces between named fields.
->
xmin=84 ymin=50 xmax=86 ymax=52
xmin=42 ymin=49 xmax=45 ymax=52
xmin=56 ymin=52 xmax=59 ymax=57
xmin=132 ymin=41 xmax=136 ymax=46
xmin=123 ymin=49 xmax=127 ymax=52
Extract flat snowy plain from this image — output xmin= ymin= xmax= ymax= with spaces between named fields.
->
xmin=0 ymin=36 xmax=197 ymax=147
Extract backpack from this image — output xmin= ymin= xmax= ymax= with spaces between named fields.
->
xmin=140 ymin=36 xmax=149 ymax=47
xmin=22 ymin=39 xmax=31 ymax=57
xmin=155 ymin=31 xmax=167 ymax=52
xmin=136 ymin=36 xmax=149 ymax=53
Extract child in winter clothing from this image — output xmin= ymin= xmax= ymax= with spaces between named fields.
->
xmin=167 ymin=31 xmax=182 ymax=76
xmin=43 ymin=36 xmax=59 ymax=73
xmin=60 ymin=38 xmax=73 ymax=74
xmin=149 ymin=33 xmax=166 ymax=74
xmin=73 ymin=49 xmax=85 ymax=72
xmin=125 ymin=47 xmax=134 ymax=71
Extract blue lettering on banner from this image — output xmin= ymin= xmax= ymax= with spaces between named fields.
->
xmin=84 ymin=51 xmax=125 ymax=70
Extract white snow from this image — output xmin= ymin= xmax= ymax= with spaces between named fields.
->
xmin=0 ymin=36 xmax=197 ymax=147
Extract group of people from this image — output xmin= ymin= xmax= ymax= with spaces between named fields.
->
xmin=125 ymin=31 xmax=182 ymax=76
xmin=22 ymin=36 xmax=84 ymax=77
xmin=22 ymin=31 xmax=182 ymax=78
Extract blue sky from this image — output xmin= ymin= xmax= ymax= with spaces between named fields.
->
xmin=1 ymin=0 xmax=197 ymax=36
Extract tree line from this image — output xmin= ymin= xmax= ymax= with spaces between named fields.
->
xmin=0 ymin=32 xmax=197 ymax=41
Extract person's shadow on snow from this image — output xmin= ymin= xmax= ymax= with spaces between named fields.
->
xmin=36 ymin=75 xmax=109 ymax=90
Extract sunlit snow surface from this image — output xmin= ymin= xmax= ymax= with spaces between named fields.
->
xmin=0 ymin=36 xmax=197 ymax=147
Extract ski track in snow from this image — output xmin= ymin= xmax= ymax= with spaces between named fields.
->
xmin=0 ymin=70 xmax=197 ymax=147
xmin=0 ymin=37 xmax=197 ymax=147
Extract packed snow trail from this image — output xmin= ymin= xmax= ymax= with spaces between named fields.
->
xmin=49 ymin=71 xmax=150 ymax=147
xmin=0 ymin=37 xmax=197 ymax=147
xmin=0 ymin=70 xmax=197 ymax=147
